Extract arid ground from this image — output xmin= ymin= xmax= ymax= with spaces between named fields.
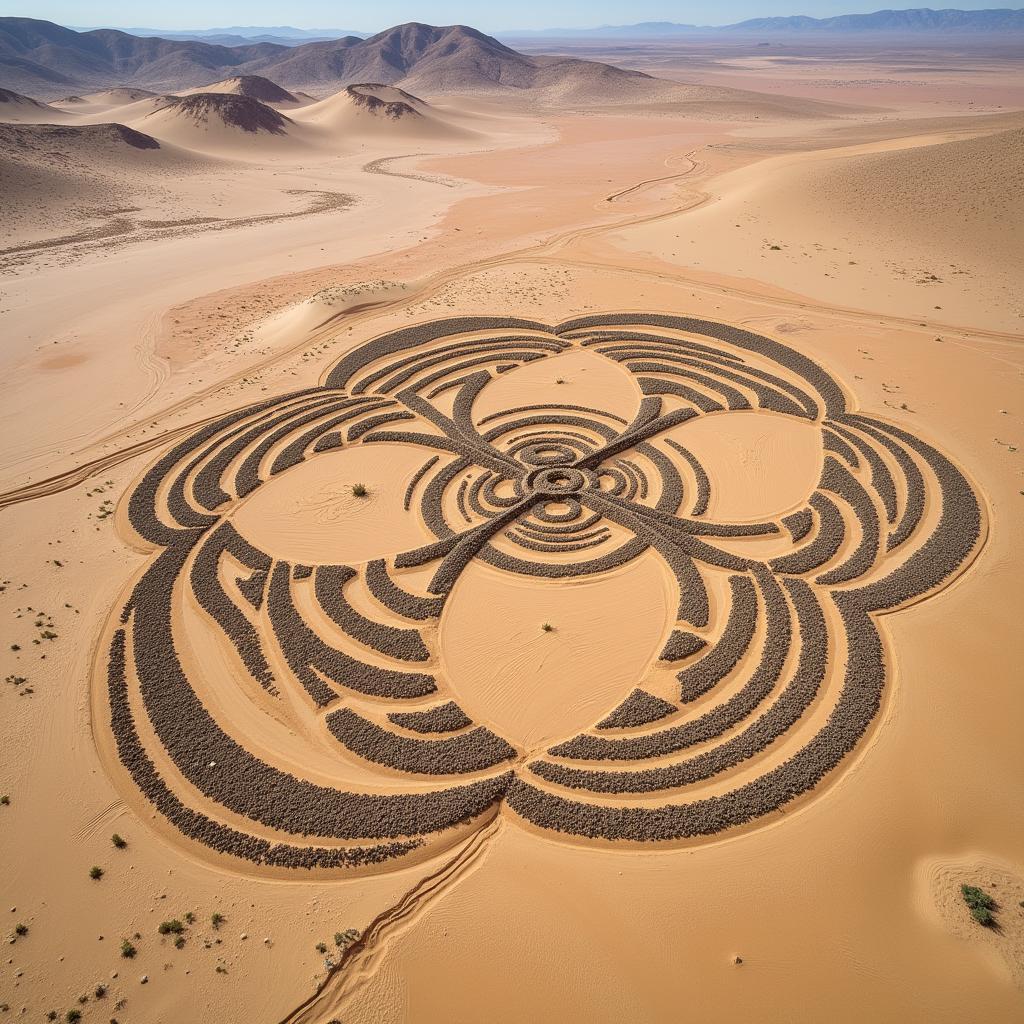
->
xmin=1 ymin=26 xmax=1022 ymax=1024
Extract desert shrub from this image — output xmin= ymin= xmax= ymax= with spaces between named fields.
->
xmin=211 ymin=912 xmax=225 ymax=929
xmin=120 ymin=938 xmax=137 ymax=958
xmin=351 ymin=483 xmax=368 ymax=498
xmin=66 ymin=1012 xmax=82 ymax=1023
xmin=89 ymin=866 xmax=104 ymax=880
xmin=158 ymin=919 xmax=185 ymax=935
xmin=111 ymin=833 xmax=127 ymax=848
xmin=14 ymin=923 xmax=27 ymax=936
xmin=961 ymin=884 xmax=997 ymax=927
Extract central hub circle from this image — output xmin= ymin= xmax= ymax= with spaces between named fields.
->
xmin=528 ymin=466 xmax=586 ymax=496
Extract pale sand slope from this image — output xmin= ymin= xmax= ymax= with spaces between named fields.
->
xmin=612 ymin=122 xmax=1024 ymax=332
xmin=293 ymin=83 xmax=478 ymax=141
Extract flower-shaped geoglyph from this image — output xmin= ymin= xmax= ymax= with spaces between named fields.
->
xmin=101 ymin=314 xmax=983 ymax=873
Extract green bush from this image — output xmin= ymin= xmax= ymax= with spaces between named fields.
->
xmin=88 ymin=866 xmax=104 ymax=880
xmin=351 ymin=483 xmax=368 ymax=498
xmin=111 ymin=833 xmax=127 ymax=849
xmin=961 ymin=884 xmax=997 ymax=927
xmin=120 ymin=938 xmax=137 ymax=958
xmin=158 ymin=919 xmax=185 ymax=935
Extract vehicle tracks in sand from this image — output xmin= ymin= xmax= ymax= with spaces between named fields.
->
xmin=278 ymin=814 xmax=502 ymax=1024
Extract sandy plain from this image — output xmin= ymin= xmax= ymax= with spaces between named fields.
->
xmin=0 ymin=37 xmax=1022 ymax=1024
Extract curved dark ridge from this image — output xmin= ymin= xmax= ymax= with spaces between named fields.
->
xmin=268 ymin=563 xmax=435 ymax=702
xmin=608 ymin=350 xmax=811 ymax=418
xmin=549 ymin=568 xmax=790 ymax=762
xmin=822 ymin=427 xmax=860 ymax=468
xmin=326 ymin=318 xmax=552 ymax=389
xmin=660 ymin=629 xmax=706 ymax=662
xmin=364 ymin=560 xmax=446 ymax=621
xmin=477 ymin=403 xmax=628 ymax=427
xmin=517 ymin=511 xmax=604 ymax=537
xmin=769 ymin=491 xmax=845 ymax=575
xmin=620 ymin=459 xmax=649 ymax=499
xmin=664 ymin=439 xmax=710 ymax=516
xmin=529 ymin=578 xmax=826 ymax=794
xmin=326 ymin=708 xmax=516 ymax=775
xmin=505 ymin=428 xmax=598 ymax=447
xmin=190 ymin=523 xmax=275 ymax=692
xmin=419 ymin=456 xmax=473 ymax=539
xmin=314 ymin=566 xmax=430 ymax=663
xmin=639 ymin=376 xmax=725 ymax=414
xmin=483 ymin=413 xmax=618 ymax=445
xmin=346 ymin=410 xmax=415 ymax=441
xmin=478 ymin=534 xmax=648 ymax=582
xmin=234 ymin=396 xmax=363 ymax=498
xmin=268 ymin=400 xmax=395 ymax=476
xmin=828 ymin=421 xmax=898 ymax=524
xmin=388 ymin=701 xmax=472 ymax=734
xmin=554 ymin=315 xmax=845 ymax=418
xmin=782 ymin=508 xmax=814 ymax=543
xmin=611 ymin=460 xmax=640 ymax=501
xmin=192 ymin=394 xmax=343 ymax=511
xmin=350 ymin=335 xmax=563 ymax=394
xmin=313 ymin=433 xmax=341 ymax=452
xmin=507 ymin=590 xmax=875 ymax=842
xmin=596 ymin=690 xmax=678 ymax=730
xmin=841 ymin=418 xmax=981 ymax=614
xmin=574 ymin=331 xmax=746 ymax=365
xmin=404 ymin=455 xmax=440 ymax=511
xmin=404 ymin=351 xmax=548 ymax=396
xmin=455 ymin=476 xmax=473 ymax=523
xmin=840 ymin=416 xmax=925 ymax=551
xmin=676 ymin=575 xmax=758 ymax=702
xmin=618 ymin=361 xmax=751 ymax=411
xmin=129 ymin=542 xmax=508 ymax=839
xmin=504 ymin=528 xmax=612 ymax=554
xmin=815 ymin=457 xmax=880 ymax=586
xmin=107 ymin=629 xmax=424 ymax=869
xmin=128 ymin=389 xmax=324 ymax=544
xmin=480 ymin=472 xmax=524 ymax=509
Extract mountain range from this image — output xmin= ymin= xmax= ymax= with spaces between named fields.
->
xmin=504 ymin=8 xmax=1024 ymax=37
xmin=0 ymin=18 xmax=694 ymax=101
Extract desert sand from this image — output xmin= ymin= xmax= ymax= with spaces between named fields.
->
xmin=0 ymin=21 xmax=1022 ymax=1024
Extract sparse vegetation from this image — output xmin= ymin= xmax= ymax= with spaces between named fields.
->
xmin=351 ymin=483 xmax=368 ymax=498
xmin=315 ymin=941 xmax=328 ymax=954
xmin=0 ymin=795 xmax=9 ymax=806
xmin=158 ymin=919 xmax=185 ymax=935
xmin=541 ymin=622 xmax=554 ymax=632
xmin=14 ymin=923 xmax=28 ymax=936
xmin=93 ymin=984 xmax=107 ymax=999
xmin=184 ymin=911 xmax=196 ymax=924
xmin=333 ymin=928 xmax=359 ymax=948
xmin=211 ymin=912 xmax=225 ymax=929
xmin=88 ymin=865 xmax=104 ymax=880
xmin=961 ymin=884 xmax=998 ymax=926
xmin=111 ymin=832 xmax=127 ymax=848
xmin=65 ymin=1011 xmax=82 ymax=1023
xmin=120 ymin=938 xmax=137 ymax=958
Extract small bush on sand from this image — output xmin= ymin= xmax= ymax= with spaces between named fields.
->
xmin=111 ymin=833 xmax=127 ymax=849
xmin=158 ymin=919 xmax=185 ymax=935
xmin=351 ymin=483 xmax=368 ymax=498
xmin=120 ymin=938 xmax=137 ymax=958
xmin=961 ymin=884 xmax=997 ymax=927
xmin=88 ymin=866 xmax=103 ymax=880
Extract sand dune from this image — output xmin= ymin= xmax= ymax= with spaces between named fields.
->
xmin=293 ymin=83 xmax=477 ymax=140
xmin=0 ymin=121 xmax=210 ymax=250
xmin=178 ymin=74 xmax=304 ymax=107
xmin=135 ymin=92 xmax=308 ymax=153
xmin=0 ymin=85 xmax=73 ymax=122
xmin=776 ymin=126 xmax=1024 ymax=267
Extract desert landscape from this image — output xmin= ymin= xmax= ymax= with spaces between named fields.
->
xmin=0 ymin=5 xmax=1022 ymax=1023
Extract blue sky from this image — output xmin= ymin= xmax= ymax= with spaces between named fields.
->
xmin=4 ymin=1 xmax=1011 ymax=31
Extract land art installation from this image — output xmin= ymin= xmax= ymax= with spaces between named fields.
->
xmin=98 ymin=314 xmax=982 ymax=873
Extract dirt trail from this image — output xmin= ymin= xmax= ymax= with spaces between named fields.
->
xmin=279 ymin=815 xmax=502 ymax=1024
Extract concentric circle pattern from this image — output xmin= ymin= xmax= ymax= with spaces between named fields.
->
xmin=101 ymin=314 xmax=983 ymax=872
